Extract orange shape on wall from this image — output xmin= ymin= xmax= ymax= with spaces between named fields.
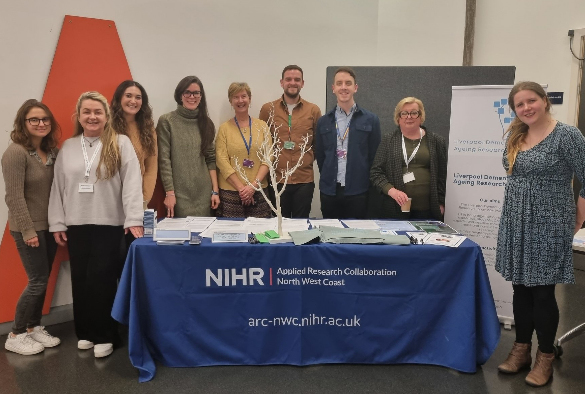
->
xmin=0 ymin=15 xmax=132 ymax=323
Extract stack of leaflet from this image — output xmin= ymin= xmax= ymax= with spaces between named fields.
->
xmin=143 ymin=209 xmax=156 ymax=237
xmin=157 ymin=217 xmax=216 ymax=233
xmin=308 ymin=219 xmax=344 ymax=229
xmin=199 ymin=219 xmax=247 ymax=238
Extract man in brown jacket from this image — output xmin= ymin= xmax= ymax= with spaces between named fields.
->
xmin=259 ymin=65 xmax=322 ymax=218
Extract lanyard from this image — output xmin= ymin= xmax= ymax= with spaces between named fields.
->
xmin=234 ymin=116 xmax=252 ymax=157
xmin=335 ymin=107 xmax=354 ymax=143
xmin=401 ymin=128 xmax=423 ymax=170
xmin=81 ymin=135 xmax=102 ymax=182
xmin=288 ymin=114 xmax=292 ymax=141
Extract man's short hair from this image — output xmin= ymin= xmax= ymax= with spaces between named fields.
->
xmin=282 ymin=65 xmax=304 ymax=79
xmin=334 ymin=67 xmax=357 ymax=83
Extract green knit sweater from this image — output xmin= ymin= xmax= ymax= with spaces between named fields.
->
xmin=156 ymin=106 xmax=216 ymax=217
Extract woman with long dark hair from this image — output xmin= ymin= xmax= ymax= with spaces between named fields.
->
xmin=2 ymin=99 xmax=61 ymax=355
xmin=157 ymin=76 xmax=219 ymax=217
xmin=111 ymin=80 xmax=157 ymax=208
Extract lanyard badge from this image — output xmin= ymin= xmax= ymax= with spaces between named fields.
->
xmin=235 ymin=116 xmax=254 ymax=168
xmin=401 ymin=128 xmax=423 ymax=184
xmin=335 ymin=108 xmax=354 ymax=160
xmin=80 ymin=136 xmax=102 ymax=192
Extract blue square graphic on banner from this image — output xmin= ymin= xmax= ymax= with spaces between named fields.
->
xmin=501 ymin=99 xmax=508 ymax=105
xmin=504 ymin=118 xmax=511 ymax=123
xmin=493 ymin=101 xmax=500 ymax=107
xmin=498 ymin=108 xmax=504 ymax=114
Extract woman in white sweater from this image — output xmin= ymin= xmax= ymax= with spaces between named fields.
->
xmin=48 ymin=91 xmax=143 ymax=358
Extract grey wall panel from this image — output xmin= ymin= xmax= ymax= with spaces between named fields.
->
xmin=325 ymin=66 xmax=516 ymax=139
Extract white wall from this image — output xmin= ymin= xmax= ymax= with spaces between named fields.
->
xmin=0 ymin=0 xmax=469 ymax=226
xmin=2 ymin=0 xmax=584 ymax=226
xmin=377 ymin=0 xmax=466 ymax=66
xmin=474 ymin=0 xmax=585 ymax=124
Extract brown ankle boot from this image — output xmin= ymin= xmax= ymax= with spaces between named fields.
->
xmin=525 ymin=349 xmax=554 ymax=387
xmin=498 ymin=342 xmax=532 ymax=373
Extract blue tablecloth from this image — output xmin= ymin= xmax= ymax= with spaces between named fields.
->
xmin=112 ymin=237 xmax=500 ymax=382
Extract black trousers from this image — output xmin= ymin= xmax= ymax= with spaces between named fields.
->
xmin=68 ymin=225 xmax=124 ymax=345
xmin=277 ymin=182 xmax=315 ymax=218
xmin=320 ymin=184 xmax=367 ymax=219
xmin=513 ymin=284 xmax=559 ymax=354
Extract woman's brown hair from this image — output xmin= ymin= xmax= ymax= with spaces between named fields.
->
xmin=11 ymin=99 xmax=60 ymax=152
xmin=111 ymin=80 xmax=156 ymax=156
xmin=174 ymin=76 xmax=216 ymax=156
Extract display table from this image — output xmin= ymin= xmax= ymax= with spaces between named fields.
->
xmin=112 ymin=236 xmax=500 ymax=382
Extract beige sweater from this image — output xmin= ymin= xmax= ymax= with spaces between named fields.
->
xmin=1 ymin=143 xmax=58 ymax=241
xmin=125 ymin=123 xmax=157 ymax=203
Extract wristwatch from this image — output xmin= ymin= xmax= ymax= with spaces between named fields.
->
xmin=211 ymin=191 xmax=219 ymax=196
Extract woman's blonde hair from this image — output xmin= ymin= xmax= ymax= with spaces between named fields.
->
xmin=394 ymin=97 xmax=426 ymax=125
xmin=228 ymin=82 xmax=252 ymax=101
xmin=74 ymin=91 xmax=121 ymax=180
xmin=504 ymin=81 xmax=551 ymax=174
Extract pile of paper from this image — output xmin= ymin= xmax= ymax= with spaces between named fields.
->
xmin=143 ymin=209 xmax=156 ymax=237
xmin=157 ymin=217 xmax=216 ymax=233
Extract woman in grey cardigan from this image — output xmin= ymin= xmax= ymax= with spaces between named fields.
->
xmin=156 ymin=76 xmax=220 ymax=217
xmin=370 ymin=97 xmax=447 ymax=220
xmin=2 ymin=99 xmax=61 ymax=355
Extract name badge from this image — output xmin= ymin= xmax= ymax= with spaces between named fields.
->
xmin=403 ymin=172 xmax=415 ymax=184
xmin=336 ymin=149 xmax=347 ymax=159
xmin=283 ymin=141 xmax=295 ymax=150
xmin=78 ymin=183 xmax=94 ymax=193
xmin=243 ymin=159 xmax=255 ymax=168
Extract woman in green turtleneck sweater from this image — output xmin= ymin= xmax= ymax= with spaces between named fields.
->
xmin=156 ymin=76 xmax=220 ymax=217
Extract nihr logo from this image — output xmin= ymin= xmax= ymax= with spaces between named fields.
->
xmin=206 ymin=268 xmax=265 ymax=287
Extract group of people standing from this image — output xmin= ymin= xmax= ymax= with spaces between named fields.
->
xmin=3 ymin=66 xmax=584 ymax=387
xmin=0 ymin=65 xmax=450 ymax=361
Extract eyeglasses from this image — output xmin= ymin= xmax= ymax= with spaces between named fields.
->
xmin=183 ymin=90 xmax=202 ymax=98
xmin=26 ymin=117 xmax=51 ymax=126
xmin=399 ymin=111 xmax=420 ymax=119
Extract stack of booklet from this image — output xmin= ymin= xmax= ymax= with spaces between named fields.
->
xmin=143 ymin=209 xmax=156 ymax=237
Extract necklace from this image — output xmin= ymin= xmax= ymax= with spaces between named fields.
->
xmin=83 ymin=135 xmax=100 ymax=147
xmin=526 ymin=119 xmax=553 ymax=149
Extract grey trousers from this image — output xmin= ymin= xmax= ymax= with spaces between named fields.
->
xmin=10 ymin=230 xmax=57 ymax=334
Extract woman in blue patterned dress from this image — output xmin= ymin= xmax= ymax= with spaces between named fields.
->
xmin=495 ymin=81 xmax=585 ymax=387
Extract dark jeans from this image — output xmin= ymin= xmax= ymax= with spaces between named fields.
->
xmin=277 ymin=182 xmax=315 ymax=218
xmin=513 ymin=284 xmax=559 ymax=354
xmin=67 ymin=225 xmax=124 ymax=345
xmin=320 ymin=184 xmax=368 ymax=219
xmin=11 ymin=230 xmax=57 ymax=334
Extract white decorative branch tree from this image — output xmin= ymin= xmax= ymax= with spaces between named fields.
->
xmin=233 ymin=104 xmax=311 ymax=236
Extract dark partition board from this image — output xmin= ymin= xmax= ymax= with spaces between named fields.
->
xmin=324 ymin=66 xmax=516 ymax=218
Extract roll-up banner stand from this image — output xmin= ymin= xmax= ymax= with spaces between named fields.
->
xmin=444 ymin=85 xmax=547 ymax=328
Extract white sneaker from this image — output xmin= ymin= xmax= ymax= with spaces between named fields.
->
xmin=29 ymin=326 xmax=61 ymax=348
xmin=5 ymin=333 xmax=44 ymax=355
xmin=78 ymin=340 xmax=94 ymax=350
xmin=94 ymin=343 xmax=113 ymax=358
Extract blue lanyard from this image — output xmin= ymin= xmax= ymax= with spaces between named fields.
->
xmin=335 ymin=108 xmax=354 ymax=142
xmin=234 ymin=116 xmax=252 ymax=156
